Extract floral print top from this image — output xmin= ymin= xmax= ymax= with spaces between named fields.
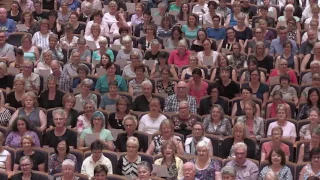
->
xmin=190 ymin=158 xmax=221 ymax=180
xmin=156 ymin=80 xmax=176 ymax=96
xmin=258 ymin=165 xmax=293 ymax=180
xmin=299 ymin=124 xmax=312 ymax=140
xmin=48 ymin=153 xmax=77 ymax=175
xmin=202 ymin=116 xmax=232 ymax=136
xmin=153 ymin=135 xmax=182 ymax=155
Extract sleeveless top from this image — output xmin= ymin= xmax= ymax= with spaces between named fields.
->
xmin=280 ymin=54 xmax=295 ymax=70
xmin=184 ymin=73 xmax=192 ymax=80
xmin=235 ymin=101 xmax=245 ymax=116
xmin=221 ymin=39 xmax=239 ymax=50
xmin=303 ymin=163 xmax=320 ymax=180
xmin=306 ymin=54 xmax=315 ymax=70
xmin=22 ymin=46 xmax=36 ymax=62
xmin=229 ymin=13 xmax=238 ymax=27
xmin=18 ymin=107 xmax=41 ymax=128
xmin=304 ymin=142 xmax=311 ymax=162
xmin=0 ymin=149 xmax=9 ymax=170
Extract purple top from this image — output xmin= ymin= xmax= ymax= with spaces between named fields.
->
xmin=190 ymin=158 xmax=221 ymax=180
xmin=5 ymin=131 xmax=40 ymax=148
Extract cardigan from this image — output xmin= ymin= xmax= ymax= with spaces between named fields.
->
xmin=219 ymin=137 xmax=256 ymax=159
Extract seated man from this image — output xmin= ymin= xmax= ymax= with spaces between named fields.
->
xmin=181 ymin=162 xmax=198 ymax=180
xmin=301 ymin=61 xmax=320 ymax=85
xmin=47 ymin=60 xmax=72 ymax=92
xmin=225 ymin=142 xmax=259 ymax=180
xmin=15 ymin=61 xmax=40 ymax=93
xmin=269 ymin=26 xmax=298 ymax=57
xmin=0 ymin=8 xmax=16 ymax=36
xmin=43 ymin=109 xmax=77 ymax=149
xmin=0 ymin=30 xmax=14 ymax=63
xmin=81 ymin=140 xmax=113 ymax=179
xmin=144 ymin=39 xmax=161 ymax=60
xmin=215 ymin=66 xmax=240 ymax=100
xmin=299 ymin=29 xmax=319 ymax=60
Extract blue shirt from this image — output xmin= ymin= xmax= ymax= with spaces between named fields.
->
xmin=95 ymin=74 xmax=128 ymax=94
xmin=206 ymin=27 xmax=226 ymax=40
xmin=0 ymin=19 xmax=16 ymax=36
xmin=269 ymin=38 xmax=298 ymax=56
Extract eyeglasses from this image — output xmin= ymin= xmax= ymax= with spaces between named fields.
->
xmin=20 ymin=163 xmax=31 ymax=167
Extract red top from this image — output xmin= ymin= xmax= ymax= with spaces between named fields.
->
xmin=267 ymin=69 xmax=298 ymax=84
xmin=262 ymin=141 xmax=290 ymax=157
xmin=168 ymin=50 xmax=191 ymax=67
xmin=188 ymin=80 xmax=208 ymax=105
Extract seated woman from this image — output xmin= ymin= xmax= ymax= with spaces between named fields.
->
xmin=117 ymin=137 xmax=146 ymax=178
xmin=219 ymin=122 xmax=256 ymax=159
xmin=268 ymin=59 xmax=298 ymax=85
xmin=233 ymin=12 xmax=252 ymax=43
xmin=79 ymin=111 xmax=114 ymax=151
xmin=225 ymin=1 xmax=249 ymax=27
xmin=266 ymin=90 xmax=292 ymax=119
xmin=108 ymin=96 xmax=131 ymax=130
xmin=154 ymin=141 xmax=184 ymax=179
xmin=138 ymin=98 xmax=167 ymax=135
xmin=237 ymin=101 xmax=265 ymax=140
xmin=5 ymin=116 xmax=40 ymax=148
xmin=48 ymin=139 xmax=77 ymax=175
xmin=156 ymin=15 xmax=173 ymax=39
xmin=299 ymin=147 xmax=320 ymax=179
xmin=59 ymin=23 xmax=78 ymax=49
xmin=19 ymin=34 xmax=40 ymax=63
xmin=54 ymin=159 xmax=78 ymax=179
xmin=35 ymin=50 xmax=54 ymax=74
xmin=165 ymin=26 xmax=184 ymax=49
xmin=190 ymin=140 xmax=221 ymax=180
xmin=221 ymin=166 xmax=236 ymax=180
xmin=261 ymin=126 xmax=290 ymax=161
xmin=231 ymin=87 xmax=261 ymax=120
xmin=143 ymin=39 xmax=161 ymax=61
xmin=196 ymin=38 xmax=219 ymax=66
xmin=188 ymin=68 xmax=208 ymax=105
xmin=9 ymin=92 xmax=47 ymax=132
xmin=9 ymin=49 xmax=24 ymax=74
xmin=181 ymin=14 xmax=201 ymax=39
xmin=72 ymin=64 xmax=92 ymax=90
xmin=270 ymin=74 xmax=299 ymax=106
xmin=32 ymin=19 xmax=51 ymax=50
xmin=298 ymin=126 xmax=320 ymax=163
xmin=92 ymin=38 xmax=114 ymax=63
xmin=258 ymin=149 xmax=293 ymax=180
xmin=0 ymin=132 xmax=12 ymax=172
xmin=277 ymin=4 xmax=301 ymax=30
xmin=15 ymin=61 xmax=40 ymax=93
xmin=172 ymin=101 xmax=199 ymax=138
xmin=11 ymin=156 xmax=48 ymax=180
xmin=14 ymin=135 xmax=45 ymax=172
xmin=150 ymin=51 xmax=178 ymax=79
xmin=203 ymin=105 xmax=232 ymax=136
xmin=115 ymin=35 xmax=143 ymax=61
xmin=138 ymin=25 xmax=162 ymax=52
xmin=227 ymin=42 xmax=247 ymax=73
xmin=38 ymin=75 xmax=64 ymax=109
xmin=210 ymin=54 xmax=237 ymax=82
xmin=76 ymin=99 xmax=95 ymax=134
xmin=267 ymin=105 xmax=297 ymax=142
xmin=75 ymin=78 xmax=98 ymax=108
xmin=99 ymin=82 xmax=119 ymax=108
xmin=155 ymin=67 xmax=177 ymax=97
xmin=240 ymin=57 xmax=267 ymax=84
xmin=185 ymin=122 xmax=213 ymax=156
xmin=217 ymin=28 xmax=244 ymax=53
xmin=181 ymin=55 xmax=205 ymax=81
xmin=247 ymin=28 xmax=271 ymax=56
xmin=93 ymin=54 xmax=115 ymax=76
xmin=58 ymin=1 xmax=71 ymax=24
xmin=39 ymin=34 xmax=64 ymax=63
xmin=191 ymin=29 xmax=217 ymax=52
xmin=58 ymin=93 xmax=78 ymax=128
xmin=146 ymin=119 xmax=184 ymax=155
xmin=124 ymin=53 xmax=148 ymax=79
xmin=300 ymin=108 xmax=320 ymax=140
xmin=274 ymin=41 xmax=299 ymax=73
xmin=95 ymin=62 xmax=128 ymax=94
xmin=130 ymin=3 xmax=144 ymax=26
xmin=93 ymin=164 xmax=109 ymax=180
xmin=298 ymin=88 xmax=320 ymax=120
xmin=85 ymin=23 xmax=107 ymax=49
xmin=69 ymin=12 xmax=86 ymax=35
xmin=128 ymin=65 xmax=150 ymax=98
xmin=72 ymin=37 xmax=91 ymax=63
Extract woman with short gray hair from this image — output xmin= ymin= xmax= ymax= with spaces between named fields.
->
xmin=75 ymin=78 xmax=98 ymax=108
xmin=203 ymin=104 xmax=232 ymax=136
xmin=116 ymin=35 xmax=143 ymax=61
xmin=72 ymin=37 xmax=91 ymax=62
xmin=221 ymin=166 xmax=236 ymax=180
xmin=35 ymin=49 xmax=53 ymax=74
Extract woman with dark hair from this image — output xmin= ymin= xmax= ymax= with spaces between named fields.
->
xmin=258 ymin=149 xmax=293 ymax=180
xmin=94 ymin=53 xmax=117 ymax=76
xmin=99 ymin=81 xmax=120 ymax=108
xmin=286 ymin=18 xmax=301 ymax=45
xmin=165 ymin=26 xmax=184 ymax=49
xmin=298 ymin=88 xmax=320 ymax=120
xmin=150 ymin=51 xmax=178 ymax=79
xmin=240 ymin=57 xmax=267 ymax=84
xmin=94 ymin=164 xmax=109 ymax=180
xmin=138 ymin=25 xmax=162 ymax=51
xmin=155 ymin=67 xmax=177 ymax=96
xmin=188 ymin=68 xmax=208 ymax=105
xmin=266 ymin=90 xmax=292 ymax=119
xmin=231 ymin=87 xmax=261 ymax=118
xmin=177 ymin=2 xmax=190 ymax=21
xmin=181 ymin=55 xmax=205 ymax=80
xmin=226 ymin=42 xmax=247 ymax=71
xmin=203 ymin=1 xmax=223 ymax=25
xmin=72 ymin=64 xmax=91 ymax=89
xmin=108 ymin=96 xmax=131 ymax=129
xmin=7 ymin=1 xmax=21 ymax=22
xmin=191 ymin=28 xmax=217 ymax=52
xmin=210 ymin=54 xmax=237 ymax=82
xmin=203 ymin=104 xmax=232 ymax=136
xmin=38 ymin=75 xmax=65 ymax=109
xmin=133 ymin=10 xmax=153 ymax=37
xmin=299 ymin=147 xmax=320 ymax=179
xmin=275 ymin=40 xmax=299 ymax=72
xmin=217 ymin=28 xmax=244 ymax=52
xmin=47 ymin=10 xmax=62 ymax=35
xmin=196 ymin=38 xmax=219 ymax=66
xmin=5 ymin=116 xmax=40 ymax=148
xmin=48 ymin=139 xmax=77 ymax=175
xmin=181 ymin=14 xmax=201 ymax=39
xmin=157 ymin=15 xmax=173 ymax=38
xmin=69 ymin=12 xmax=86 ymax=35
xmin=270 ymin=74 xmax=299 ymax=106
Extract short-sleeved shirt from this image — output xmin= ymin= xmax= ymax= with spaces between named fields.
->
xmin=80 ymin=128 xmax=114 ymax=147
xmin=15 ymin=151 xmax=45 ymax=171
xmin=242 ymin=83 xmax=269 ymax=101
xmin=43 ymin=129 xmax=78 ymax=149
xmin=270 ymin=85 xmax=297 ymax=102
xmin=181 ymin=25 xmax=201 ymax=39
xmin=216 ymin=80 xmax=240 ymax=99
xmin=261 ymin=141 xmax=290 ymax=157
xmin=95 ymin=75 xmax=128 ymax=93
xmin=267 ymin=121 xmax=297 ymax=139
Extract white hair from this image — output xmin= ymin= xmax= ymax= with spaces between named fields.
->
xmin=142 ymin=80 xmax=153 ymax=88
xmin=233 ymin=142 xmax=247 ymax=152
xmin=284 ymin=4 xmax=295 ymax=12
xmin=62 ymin=159 xmax=75 ymax=168
xmin=196 ymin=140 xmax=209 ymax=149
xmin=52 ymin=108 xmax=66 ymax=118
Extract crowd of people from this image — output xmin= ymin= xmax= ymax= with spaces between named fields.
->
xmin=0 ymin=0 xmax=320 ymax=179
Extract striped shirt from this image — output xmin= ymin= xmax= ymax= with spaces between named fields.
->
xmin=32 ymin=31 xmax=52 ymax=51
xmin=0 ymin=149 xmax=9 ymax=170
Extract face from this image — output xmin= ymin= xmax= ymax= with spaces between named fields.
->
xmin=312 ymin=153 xmax=320 ymax=165
xmin=151 ymin=44 xmax=159 ymax=52
xmin=220 ymin=70 xmax=230 ymax=79
xmin=163 ymin=146 xmax=174 ymax=158
xmin=198 ymin=31 xmax=206 ymax=41
xmin=22 ymin=38 xmax=32 ymax=47
xmin=94 ymin=172 xmax=107 ymax=180
xmin=22 ymin=138 xmax=32 ymax=149
xmin=93 ymin=117 xmax=103 ymax=129
xmin=81 ymin=84 xmax=91 ymax=94
xmin=277 ymin=109 xmax=287 ymax=120
xmin=24 ymin=96 xmax=34 ymax=107
xmin=93 ymin=15 xmax=102 ymax=23
xmin=310 ymin=22 xmax=319 ymax=30
xmin=176 ymin=83 xmax=187 ymax=96
xmin=222 ymin=174 xmax=235 ymax=180
xmin=91 ymin=27 xmax=100 ymax=36
xmin=188 ymin=16 xmax=196 ymax=26
xmin=259 ymin=22 xmax=267 ymax=30
xmin=138 ymin=167 xmax=150 ymax=180
xmin=65 ymin=99 xmax=75 ymax=109
xmin=250 ymin=70 xmax=259 ymax=82
xmin=314 ymin=45 xmax=320 ymax=55
xmin=284 ymin=8 xmax=294 ymax=16
xmin=162 ymin=69 xmax=170 ymax=80
xmin=124 ymin=41 xmax=132 ymax=50
xmin=197 ymin=147 xmax=209 ymax=158
xmin=244 ymin=104 xmax=254 ymax=116
xmin=255 ymin=44 xmax=264 ymax=55
xmin=278 ymin=29 xmax=288 ymax=41
xmin=84 ymin=103 xmax=94 ymax=114
xmin=17 ymin=120 xmax=27 ymax=132
xmin=235 ymin=147 xmax=247 ymax=162
xmin=189 ymin=57 xmax=197 ymax=65
xmin=143 ymin=14 xmax=151 ymax=23
xmin=284 ymin=43 xmax=292 ymax=53
xmin=279 ymin=60 xmax=288 ymax=71
xmin=54 ymin=113 xmax=66 ymax=128
xmin=149 ymin=100 xmax=160 ymax=113
xmin=233 ymin=5 xmax=241 ymax=12
xmin=210 ymin=88 xmax=219 ymax=99
xmin=179 ymin=103 xmax=189 ymax=116
xmin=61 ymin=4 xmax=68 ymax=11
xmin=99 ymin=41 xmax=107 ymax=49
xmin=234 ymin=127 xmax=244 ymax=140
xmin=34 ymin=3 xmax=41 ymax=11
xmin=219 ymin=56 xmax=227 ymax=66
xmin=310 ymin=91 xmax=320 ymax=104
xmin=161 ymin=125 xmax=172 ymax=136
xmin=108 ymin=3 xmax=117 ymax=13
xmin=62 ymin=164 xmax=74 ymax=177
xmin=232 ymin=45 xmax=240 ymax=54
xmin=78 ymin=70 xmax=87 ymax=79
xmin=57 ymin=141 xmax=67 ymax=154
xmin=20 ymin=159 xmax=32 ymax=173
xmin=237 ymin=17 xmax=245 ymax=26
xmin=44 ymin=53 xmax=52 ymax=65
xmin=92 ymin=149 xmax=102 ymax=161
xmin=24 ymin=14 xmax=31 ymax=21
xmin=213 ymin=18 xmax=220 ymax=25
xmin=173 ymin=30 xmax=181 ymax=39
xmin=227 ymin=30 xmax=235 ymax=39
xmin=23 ymin=63 xmax=33 ymax=74
xmin=124 ymin=119 xmax=135 ymax=133
xmin=312 ymin=133 xmax=320 ymax=145
xmin=260 ymin=9 xmax=268 ymax=16
xmin=107 ymin=65 xmax=116 ymax=75
xmin=142 ymin=84 xmax=152 ymax=97
xmin=280 ymin=79 xmax=289 ymax=87
xmin=117 ymin=100 xmax=127 ymax=113
xmin=40 ymin=23 xmax=48 ymax=32
xmin=109 ymin=85 xmax=117 ymax=95
xmin=0 ymin=9 xmax=7 ymax=21
xmin=183 ymin=165 xmax=196 ymax=180
xmin=192 ymin=124 xmax=203 ymax=137
xmin=72 ymin=53 xmax=80 ymax=64
xmin=182 ymin=4 xmax=189 ymax=13
xmin=211 ymin=107 xmax=221 ymax=120
xmin=48 ymin=80 xmax=56 ymax=91
xmin=15 ymin=80 xmax=25 ymax=91
xmin=69 ymin=14 xmax=78 ymax=23
xmin=272 ymin=129 xmax=282 ymax=141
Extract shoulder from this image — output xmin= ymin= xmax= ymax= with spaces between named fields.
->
xmin=154 ymin=158 xmax=163 ymax=164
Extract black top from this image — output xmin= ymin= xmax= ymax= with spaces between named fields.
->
xmin=78 ymin=13 xmax=93 ymax=23
xmin=190 ymin=42 xmax=217 ymax=52
xmin=241 ymin=6 xmax=257 ymax=19
xmin=235 ymin=101 xmax=245 ymax=116
xmin=144 ymin=51 xmax=159 ymax=60
xmin=6 ymin=91 xmax=22 ymax=109
xmin=306 ymin=54 xmax=314 ymax=70
xmin=7 ymin=11 xmax=21 ymax=22
xmin=15 ymin=151 xmax=45 ymax=171
xmin=216 ymin=80 xmax=240 ymax=100
xmin=43 ymin=128 xmax=77 ymax=149
xmin=114 ymin=132 xmax=148 ymax=152
xmin=42 ymin=0 xmax=55 ymax=10
xmin=32 ymin=11 xmax=49 ymax=21
xmin=47 ymin=108 xmax=78 ymax=128
xmin=0 ymin=75 xmax=14 ymax=89
xmin=303 ymin=142 xmax=311 ymax=162
xmin=38 ymin=90 xmax=65 ymax=109
xmin=234 ymin=27 xmax=253 ymax=41
xmin=199 ymin=96 xmax=229 ymax=115
xmin=219 ymin=137 xmax=256 ymax=159
xmin=132 ymin=95 xmax=165 ymax=112
xmin=138 ymin=37 xmax=163 ymax=51
xmin=73 ymin=23 xmax=86 ymax=35
xmin=108 ymin=112 xmax=124 ymax=129
xmin=257 ymin=55 xmax=274 ymax=74
xmin=11 ymin=172 xmax=48 ymax=180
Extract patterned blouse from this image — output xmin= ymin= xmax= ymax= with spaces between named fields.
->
xmin=75 ymin=93 xmax=98 ymax=108
xmin=118 ymin=155 xmax=141 ymax=178
xmin=202 ymin=116 xmax=232 ymax=136
xmin=299 ymin=124 xmax=312 ymax=140
xmin=5 ymin=131 xmax=40 ymax=149
xmin=302 ymin=163 xmax=320 ymax=180
xmin=0 ymin=108 xmax=12 ymax=126
xmin=48 ymin=153 xmax=77 ymax=175
xmin=172 ymin=115 xmax=198 ymax=137
xmin=156 ymin=80 xmax=175 ymax=96
xmin=258 ymin=165 xmax=293 ymax=180
xmin=153 ymin=135 xmax=182 ymax=155
xmin=297 ymin=104 xmax=312 ymax=120
xmin=190 ymin=158 xmax=221 ymax=180
xmin=227 ymin=54 xmax=247 ymax=73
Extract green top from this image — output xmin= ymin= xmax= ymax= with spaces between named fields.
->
xmin=92 ymin=49 xmax=115 ymax=62
xmin=169 ymin=4 xmax=181 ymax=12
xmin=80 ymin=127 xmax=114 ymax=146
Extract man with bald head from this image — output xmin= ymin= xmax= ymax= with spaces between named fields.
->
xmin=164 ymin=81 xmax=197 ymax=113
xmin=0 ymin=8 xmax=16 ymax=36
xmin=180 ymin=162 xmax=199 ymax=180
xmin=45 ymin=60 xmax=71 ymax=92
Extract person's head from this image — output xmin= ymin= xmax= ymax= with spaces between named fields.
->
xmin=146 ymin=24 xmax=156 ymax=36
xmin=286 ymin=19 xmax=296 ymax=30
xmin=265 ymin=171 xmax=278 ymax=180
xmin=83 ymin=99 xmax=96 ymax=115
xmin=13 ymin=77 xmax=25 ymax=91
xmin=108 ymin=1 xmax=118 ymax=13
xmin=312 ymin=74 xmax=320 ymax=87
xmin=122 ymin=115 xmax=138 ymax=133
xmin=310 ymin=61 xmax=320 ymax=74
xmin=258 ymin=18 xmax=268 ymax=30
xmin=53 ymin=108 xmax=67 ymax=128
xmin=282 ymin=40 xmax=293 ymax=54
xmin=220 ymin=66 xmax=231 ymax=80
xmin=268 ymin=148 xmax=286 ymax=166
xmin=22 ymin=60 xmax=34 ymax=74
xmin=284 ymin=4 xmax=295 ymax=17
xmin=54 ymin=138 xmax=70 ymax=155
xmin=310 ymin=147 xmax=320 ymax=165
xmin=226 ymin=28 xmax=236 ymax=39
xmin=61 ymin=159 xmax=75 ymax=177
xmin=126 ymin=136 xmax=139 ymax=155
xmin=254 ymin=27 xmax=264 ymax=40
xmin=0 ymin=8 xmax=7 ymax=21
xmin=77 ymin=37 xmax=87 ymax=49
xmin=158 ymin=2 xmax=168 ymax=14
xmin=202 ymin=38 xmax=212 ymax=51
xmin=310 ymin=20 xmax=319 ymax=30
xmin=91 ymin=23 xmax=101 ymax=36
xmin=187 ymin=14 xmax=198 ymax=27
xmin=259 ymin=5 xmax=269 ymax=16
xmin=279 ymin=74 xmax=290 ymax=87
xmin=207 ymin=83 xmax=221 ymax=99
xmin=159 ymin=119 xmax=174 ymax=137
xmin=150 ymin=39 xmax=160 ymax=53
xmin=308 ymin=88 xmax=320 ymax=106
xmin=312 ymin=127 xmax=320 ymax=146
xmin=98 ymin=37 xmax=108 ymax=49
xmin=70 ymin=51 xmax=80 ymax=64
xmin=231 ymin=42 xmax=241 ymax=54
xmin=130 ymin=51 xmax=140 ymax=66
xmin=314 ymin=42 xmax=320 ymax=56
xmin=219 ymin=0 xmax=227 ymax=7
xmin=69 ymin=11 xmax=79 ymax=24
xmin=212 ymin=15 xmax=221 ymax=26
xmin=91 ymin=111 xmax=105 ymax=130
xmin=21 ymin=11 xmax=34 ymax=24
xmin=177 ymin=39 xmax=188 ymax=54
xmin=135 ymin=3 xmax=145 ymax=15
xmin=249 ymin=67 xmax=261 ymax=83
xmin=158 ymin=51 xmax=169 ymax=65
xmin=142 ymin=10 xmax=152 ymax=24
xmin=240 ymin=87 xmax=252 ymax=100
xmin=77 ymin=65 xmax=90 ymax=80
xmin=278 ymin=58 xmax=289 ymax=71
xmin=142 ymin=80 xmax=153 ymax=97
xmin=179 ymin=3 xmax=190 ymax=17
xmin=183 ymin=162 xmax=196 ymax=180
xmin=80 ymin=78 xmax=94 ymax=93
xmin=271 ymin=126 xmax=283 ymax=141
xmin=276 ymin=104 xmax=288 ymax=120
xmin=233 ymin=142 xmax=247 ymax=163
xmin=94 ymin=164 xmax=108 ymax=180
xmin=178 ymin=100 xmax=190 ymax=117
xmin=221 ymin=166 xmax=236 ymax=180
xmin=277 ymin=26 xmax=288 ymax=41
xmin=217 ymin=54 xmax=229 ymax=67
xmin=244 ymin=100 xmax=257 ymax=117
xmin=122 ymin=35 xmax=133 ymax=50
xmin=116 ymin=96 xmax=131 ymax=113
xmin=33 ymin=0 xmax=42 ymax=12
xmin=90 ymin=140 xmax=104 ymax=161
xmin=22 ymin=91 xmax=38 ymax=108
xmin=11 ymin=116 xmax=32 ymax=132
xmin=118 ymin=27 xmax=129 ymax=36
xmin=161 ymin=15 xmax=173 ymax=29
xmin=272 ymin=90 xmax=283 ymax=104
xmin=149 ymin=98 xmax=161 ymax=113
xmin=196 ymin=140 xmax=210 ymax=159
xmin=232 ymin=1 xmax=241 ymax=12
xmin=254 ymin=41 xmax=265 ymax=57
xmin=19 ymin=156 xmax=33 ymax=173
xmin=39 ymin=19 xmax=50 ymax=32
xmin=208 ymin=1 xmax=218 ymax=14
xmin=21 ymin=34 xmax=33 ymax=48
xmin=137 ymin=161 xmax=151 ymax=180
xmin=189 ymin=54 xmax=199 ymax=66
xmin=171 ymin=26 xmax=183 ymax=40
xmin=236 ymin=12 xmax=246 ymax=26
xmin=196 ymin=28 xmax=207 ymax=41
xmin=62 ymin=93 xmax=76 ymax=109
xmin=105 ymin=62 xmax=117 ymax=76
xmin=176 ymin=81 xmax=188 ymax=97
xmin=211 ymin=104 xmax=225 ymax=121
xmin=21 ymin=134 xmax=35 ymax=149
xmin=43 ymin=50 xmax=53 ymax=65
xmin=232 ymin=122 xmax=247 ymax=141
xmin=92 ymin=10 xmax=103 ymax=23
xmin=192 ymin=122 xmax=205 ymax=138
xmin=161 ymin=141 xmax=176 ymax=159
xmin=309 ymin=107 xmax=320 ymax=123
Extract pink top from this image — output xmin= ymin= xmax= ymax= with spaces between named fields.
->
xmin=267 ymin=69 xmax=298 ymax=84
xmin=188 ymin=80 xmax=208 ymax=105
xmin=262 ymin=141 xmax=290 ymax=157
xmin=168 ymin=50 xmax=191 ymax=67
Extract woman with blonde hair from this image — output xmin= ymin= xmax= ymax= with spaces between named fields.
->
xmin=38 ymin=75 xmax=65 ymax=109
xmin=6 ymin=77 xmax=25 ymax=108
xmin=219 ymin=122 xmax=256 ymax=159
xmin=181 ymin=54 xmax=205 ymax=80
xmin=9 ymin=91 xmax=47 ymax=132
xmin=203 ymin=104 xmax=232 ymax=136
xmin=19 ymin=29 xmax=39 ymax=62
xmin=84 ymin=23 xmax=107 ymax=49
